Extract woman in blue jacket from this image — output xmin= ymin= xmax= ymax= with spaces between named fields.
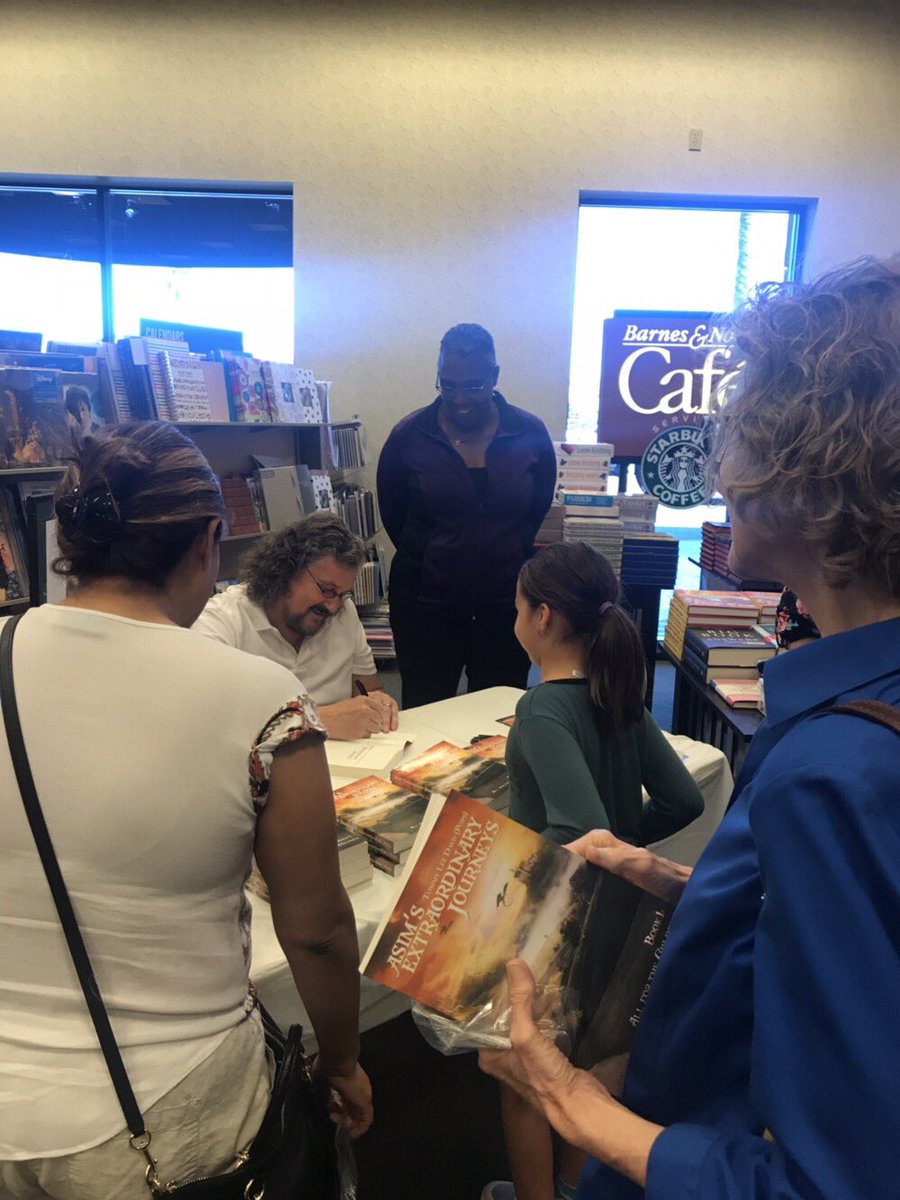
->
xmin=480 ymin=258 xmax=900 ymax=1200
xmin=377 ymin=324 xmax=556 ymax=708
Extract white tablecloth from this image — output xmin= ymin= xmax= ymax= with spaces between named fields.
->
xmin=250 ymin=687 xmax=733 ymax=1045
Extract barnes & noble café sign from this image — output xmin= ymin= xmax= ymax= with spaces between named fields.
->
xmin=598 ymin=315 xmax=740 ymax=457
xmin=598 ymin=314 xmax=741 ymax=508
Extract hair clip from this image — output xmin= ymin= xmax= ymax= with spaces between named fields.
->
xmin=57 ymin=481 xmax=124 ymax=544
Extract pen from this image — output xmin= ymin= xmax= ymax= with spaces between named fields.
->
xmin=355 ymin=679 xmax=369 ymax=697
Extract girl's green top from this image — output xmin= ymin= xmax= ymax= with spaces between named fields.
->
xmin=505 ymin=679 xmax=704 ymax=845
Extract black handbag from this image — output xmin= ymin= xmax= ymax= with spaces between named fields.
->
xmin=0 ymin=613 xmax=341 ymax=1199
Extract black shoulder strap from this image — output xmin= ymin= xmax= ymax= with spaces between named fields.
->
xmin=829 ymin=699 xmax=900 ymax=734
xmin=0 ymin=614 xmax=146 ymax=1139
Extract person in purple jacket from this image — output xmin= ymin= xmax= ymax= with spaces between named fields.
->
xmin=377 ymin=324 xmax=556 ymax=708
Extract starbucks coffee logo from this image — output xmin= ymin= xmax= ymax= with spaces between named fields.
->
xmin=640 ymin=425 xmax=710 ymax=508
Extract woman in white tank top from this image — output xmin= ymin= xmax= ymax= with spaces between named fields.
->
xmin=0 ymin=422 xmax=372 ymax=1198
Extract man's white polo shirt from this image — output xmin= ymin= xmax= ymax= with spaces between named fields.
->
xmin=192 ymin=584 xmax=376 ymax=706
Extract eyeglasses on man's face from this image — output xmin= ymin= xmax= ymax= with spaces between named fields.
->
xmin=435 ymin=372 xmax=496 ymax=397
xmin=304 ymin=564 xmax=354 ymax=603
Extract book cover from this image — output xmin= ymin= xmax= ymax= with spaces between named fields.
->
xmin=332 ymin=775 xmax=429 ymax=856
xmin=161 ymin=350 xmax=214 ymax=422
xmin=391 ymin=740 xmax=510 ymax=810
xmin=361 ymin=791 xmax=672 ymax=1065
xmin=262 ymin=363 xmax=322 ymax=424
xmin=0 ymin=367 xmax=73 ymax=468
xmin=222 ymin=354 xmax=271 ymax=423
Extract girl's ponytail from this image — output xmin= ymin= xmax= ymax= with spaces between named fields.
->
xmin=585 ymin=602 xmax=646 ymax=733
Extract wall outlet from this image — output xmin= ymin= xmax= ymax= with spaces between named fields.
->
xmin=688 ymin=128 xmax=703 ymax=152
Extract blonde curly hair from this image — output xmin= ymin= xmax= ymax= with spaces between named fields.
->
xmin=710 ymin=257 xmax=900 ymax=596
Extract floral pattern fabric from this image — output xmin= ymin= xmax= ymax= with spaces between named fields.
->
xmin=241 ymin=691 xmax=327 ymax=962
xmin=775 ymin=588 xmax=822 ymax=649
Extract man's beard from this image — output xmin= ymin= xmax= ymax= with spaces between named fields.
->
xmin=285 ymin=604 xmax=331 ymax=638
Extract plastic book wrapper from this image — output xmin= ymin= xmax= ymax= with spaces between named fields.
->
xmin=361 ymin=791 xmax=672 ymax=1064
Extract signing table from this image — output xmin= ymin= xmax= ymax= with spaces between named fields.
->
xmin=249 ymin=686 xmax=734 ymax=1044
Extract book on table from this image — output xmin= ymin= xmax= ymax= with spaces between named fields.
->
xmin=390 ymin=737 xmax=510 ymax=812
xmin=711 ymin=679 xmax=763 ymax=709
xmin=324 ymin=730 xmax=414 ymax=779
xmin=681 ymin=645 xmax=761 ymax=684
xmin=360 ymin=790 xmax=672 ymax=1066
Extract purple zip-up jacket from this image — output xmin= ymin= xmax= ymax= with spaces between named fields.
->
xmin=376 ymin=393 xmax=555 ymax=612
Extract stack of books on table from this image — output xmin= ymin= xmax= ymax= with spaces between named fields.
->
xmin=618 ymin=493 xmax=659 ymax=534
xmin=741 ymin=591 xmax=780 ymax=630
xmin=663 ymin=589 xmax=760 ymax=660
xmin=337 ymin=828 xmax=375 ymax=893
xmin=563 ymin=506 xmax=625 ymax=576
xmin=333 ymin=776 xmax=428 ymax=877
xmin=553 ymin=441 xmax=614 ymax=502
xmin=681 ymin=626 xmax=776 ymax=689
xmin=620 ymin=533 xmax=679 ymax=588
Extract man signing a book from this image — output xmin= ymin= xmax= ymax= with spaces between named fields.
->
xmin=193 ymin=511 xmax=398 ymax=739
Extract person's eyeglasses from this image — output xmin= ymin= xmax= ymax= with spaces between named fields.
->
xmin=435 ymin=372 xmax=495 ymax=397
xmin=305 ymin=564 xmax=354 ymax=603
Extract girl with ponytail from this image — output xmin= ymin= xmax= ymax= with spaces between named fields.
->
xmin=507 ymin=540 xmax=703 ymax=846
xmin=484 ymin=541 xmax=703 ymax=1200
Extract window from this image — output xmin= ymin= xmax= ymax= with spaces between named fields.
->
xmin=0 ymin=179 xmax=293 ymax=360
xmin=566 ymin=192 xmax=814 ymax=634
xmin=567 ymin=193 xmax=813 ymax=442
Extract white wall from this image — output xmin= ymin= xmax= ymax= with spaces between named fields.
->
xmin=1 ymin=0 xmax=898 ymax=457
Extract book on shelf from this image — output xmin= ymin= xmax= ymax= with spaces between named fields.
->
xmin=331 ymin=422 xmax=366 ymax=469
xmin=253 ymin=463 xmax=309 ymax=531
xmin=95 ymin=342 xmax=133 ymax=422
xmin=332 ymin=775 xmax=429 ymax=867
xmin=0 ymin=490 xmax=28 ymax=602
xmin=116 ymin=336 xmax=186 ymax=421
xmin=390 ymin=737 xmax=510 ymax=813
xmin=310 ymin=470 xmax=336 ymax=513
xmin=160 ymin=350 xmax=230 ymax=423
xmin=682 ymin=626 xmax=777 ymax=667
xmin=360 ymin=789 xmax=672 ymax=1065
xmin=261 ymin=362 xmax=322 ymax=424
xmin=325 ymin=730 xmax=415 ymax=779
xmin=215 ymin=352 xmax=271 ymax=423
xmin=0 ymin=367 xmax=93 ymax=468
xmin=711 ymin=679 xmax=764 ymax=709
xmin=351 ymin=559 xmax=382 ymax=607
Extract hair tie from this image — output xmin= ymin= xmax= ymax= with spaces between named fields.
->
xmin=57 ymin=481 xmax=124 ymax=545
xmin=598 ymin=601 xmax=614 ymax=617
